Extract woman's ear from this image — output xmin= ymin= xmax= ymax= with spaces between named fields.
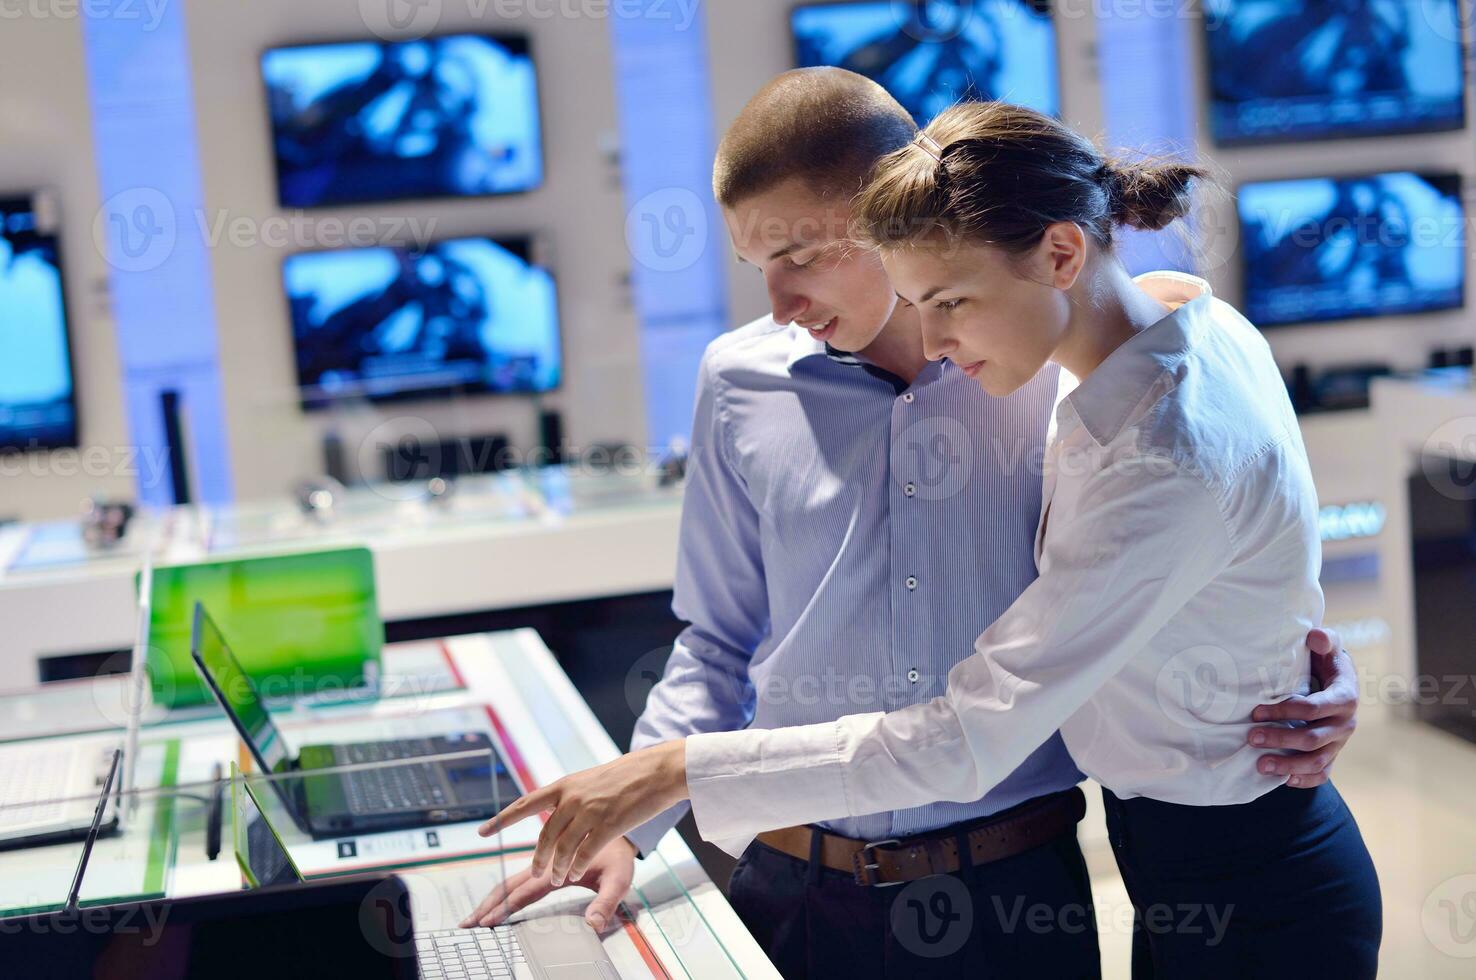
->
xmin=1041 ymin=221 xmax=1087 ymax=291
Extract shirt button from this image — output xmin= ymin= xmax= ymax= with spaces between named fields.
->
xmin=907 ymin=668 xmax=920 ymax=683
xmin=904 ymin=483 xmax=916 ymax=497
xmin=902 ymin=392 xmax=915 ymax=403
xmin=905 ymin=575 xmax=918 ymax=590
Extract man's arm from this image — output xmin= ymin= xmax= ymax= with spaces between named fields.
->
xmin=623 ymin=352 xmax=769 ymax=856
xmin=1250 ymin=627 xmax=1359 ymax=787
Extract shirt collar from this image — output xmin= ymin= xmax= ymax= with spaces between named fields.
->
xmin=1062 ymin=271 xmax=1214 ymax=446
xmin=785 ymin=325 xmax=828 ymax=368
xmin=782 ymin=322 xmax=893 ymax=369
xmin=783 ymin=323 xmax=939 ymax=394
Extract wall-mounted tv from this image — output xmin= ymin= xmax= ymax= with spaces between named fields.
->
xmin=1238 ymin=171 xmax=1465 ymax=327
xmin=1204 ymin=0 xmax=1465 ymax=145
xmin=262 ymin=34 xmax=543 ymax=208
xmin=791 ymin=0 xmax=1059 ymax=125
xmin=0 ymin=194 xmax=77 ymax=451
xmin=284 ymin=236 xmax=561 ymax=409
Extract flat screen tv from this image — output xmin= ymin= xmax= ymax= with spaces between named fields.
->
xmin=791 ymin=0 xmax=1059 ymax=124
xmin=284 ymin=236 xmax=562 ymax=408
xmin=1203 ymin=0 xmax=1465 ymax=144
xmin=1238 ymin=171 xmax=1465 ymax=327
xmin=0 ymin=194 xmax=77 ymax=450
xmin=262 ymin=34 xmax=543 ymax=208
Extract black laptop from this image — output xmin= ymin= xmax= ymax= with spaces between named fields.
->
xmin=1 ymin=876 xmax=420 ymax=979
xmin=4 ymin=870 xmax=620 ymax=980
xmin=190 ymin=602 xmax=520 ymax=839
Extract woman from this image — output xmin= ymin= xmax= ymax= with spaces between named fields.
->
xmin=480 ymin=102 xmax=1382 ymax=974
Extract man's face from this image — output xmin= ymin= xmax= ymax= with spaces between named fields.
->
xmin=723 ymin=178 xmax=899 ymax=352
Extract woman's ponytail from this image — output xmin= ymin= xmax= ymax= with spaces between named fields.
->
xmin=852 ymin=100 xmax=1216 ymax=255
xmin=1101 ymin=161 xmax=1207 ymax=232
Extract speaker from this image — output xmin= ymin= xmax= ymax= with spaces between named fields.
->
xmin=321 ymin=431 xmax=349 ymax=485
xmin=159 ymin=389 xmax=192 ymax=505
xmin=382 ymin=433 xmax=511 ymax=482
xmin=538 ymin=410 xmax=565 ymax=466
xmin=1287 ymin=364 xmax=1314 ymax=415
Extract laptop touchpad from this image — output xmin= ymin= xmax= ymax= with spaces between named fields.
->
xmin=516 ymin=915 xmax=615 ymax=976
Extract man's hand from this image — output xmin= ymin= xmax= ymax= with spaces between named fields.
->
xmin=459 ymin=836 xmax=637 ymax=932
xmin=1248 ymin=627 xmax=1359 ymax=788
xmin=476 ymin=741 xmax=688 ymax=892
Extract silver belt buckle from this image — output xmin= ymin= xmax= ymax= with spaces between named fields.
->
xmin=853 ymin=838 xmax=903 ymax=887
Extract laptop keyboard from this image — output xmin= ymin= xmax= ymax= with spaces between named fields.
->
xmin=417 ymin=927 xmax=526 ymax=979
xmin=332 ymin=740 xmax=448 ymax=815
xmin=0 ymin=748 xmax=83 ymax=828
xmin=337 ymin=739 xmax=438 ymax=764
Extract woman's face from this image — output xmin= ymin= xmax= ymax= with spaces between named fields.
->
xmin=881 ymin=234 xmax=1074 ymax=396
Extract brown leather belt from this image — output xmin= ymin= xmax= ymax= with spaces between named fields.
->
xmin=754 ymin=786 xmax=1086 ymax=887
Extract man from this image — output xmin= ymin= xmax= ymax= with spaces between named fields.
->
xmin=463 ymin=69 xmax=1360 ymax=978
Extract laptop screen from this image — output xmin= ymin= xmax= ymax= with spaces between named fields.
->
xmin=192 ymin=604 xmax=292 ymax=774
xmin=1 ymin=877 xmax=418 ymax=978
xmin=235 ymin=766 xmax=304 ymax=889
xmin=149 ymin=548 xmax=382 ymax=709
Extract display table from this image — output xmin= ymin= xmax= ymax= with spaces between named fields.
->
xmin=0 ymin=628 xmax=778 ymax=979
xmin=0 ymin=468 xmax=682 ymax=690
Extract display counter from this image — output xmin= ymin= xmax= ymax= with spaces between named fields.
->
xmin=0 ymin=468 xmax=682 ymax=690
xmin=0 ymin=627 xmax=778 ymax=978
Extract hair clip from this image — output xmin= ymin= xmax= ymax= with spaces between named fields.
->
xmin=911 ymin=132 xmax=943 ymax=163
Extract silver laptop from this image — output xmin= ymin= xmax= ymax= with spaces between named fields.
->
xmin=237 ymin=766 xmax=618 ymax=979
xmin=0 ymin=556 xmax=151 ymax=849
xmin=416 ymin=917 xmax=618 ymax=980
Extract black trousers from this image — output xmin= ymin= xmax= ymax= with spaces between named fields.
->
xmin=1102 ymin=782 xmax=1382 ymax=979
xmin=727 ymin=828 xmax=1101 ymax=979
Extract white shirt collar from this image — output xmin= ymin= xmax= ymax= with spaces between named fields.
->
xmin=1062 ymin=271 xmax=1215 ymax=446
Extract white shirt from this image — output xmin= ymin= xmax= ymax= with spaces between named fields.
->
xmin=684 ymin=272 xmax=1322 ymax=855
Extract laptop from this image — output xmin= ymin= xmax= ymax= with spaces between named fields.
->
xmin=0 ymin=876 xmax=423 ymax=979
xmin=236 ymin=774 xmax=619 ymax=980
xmin=64 ymin=747 xmax=122 ymax=912
xmin=0 ymin=556 xmax=151 ymax=850
xmin=190 ymin=601 xmax=521 ymax=839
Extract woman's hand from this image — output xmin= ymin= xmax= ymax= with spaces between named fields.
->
xmin=477 ymin=740 xmax=688 ymax=887
xmin=459 ymin=836 xmax=637 ymax=933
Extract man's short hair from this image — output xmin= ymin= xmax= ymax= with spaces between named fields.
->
xmin=713 ymin=68 xmax=918 ymax=209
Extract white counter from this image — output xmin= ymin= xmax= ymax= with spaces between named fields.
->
xmin=0 ymin=469 xmax=682 ymax=689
